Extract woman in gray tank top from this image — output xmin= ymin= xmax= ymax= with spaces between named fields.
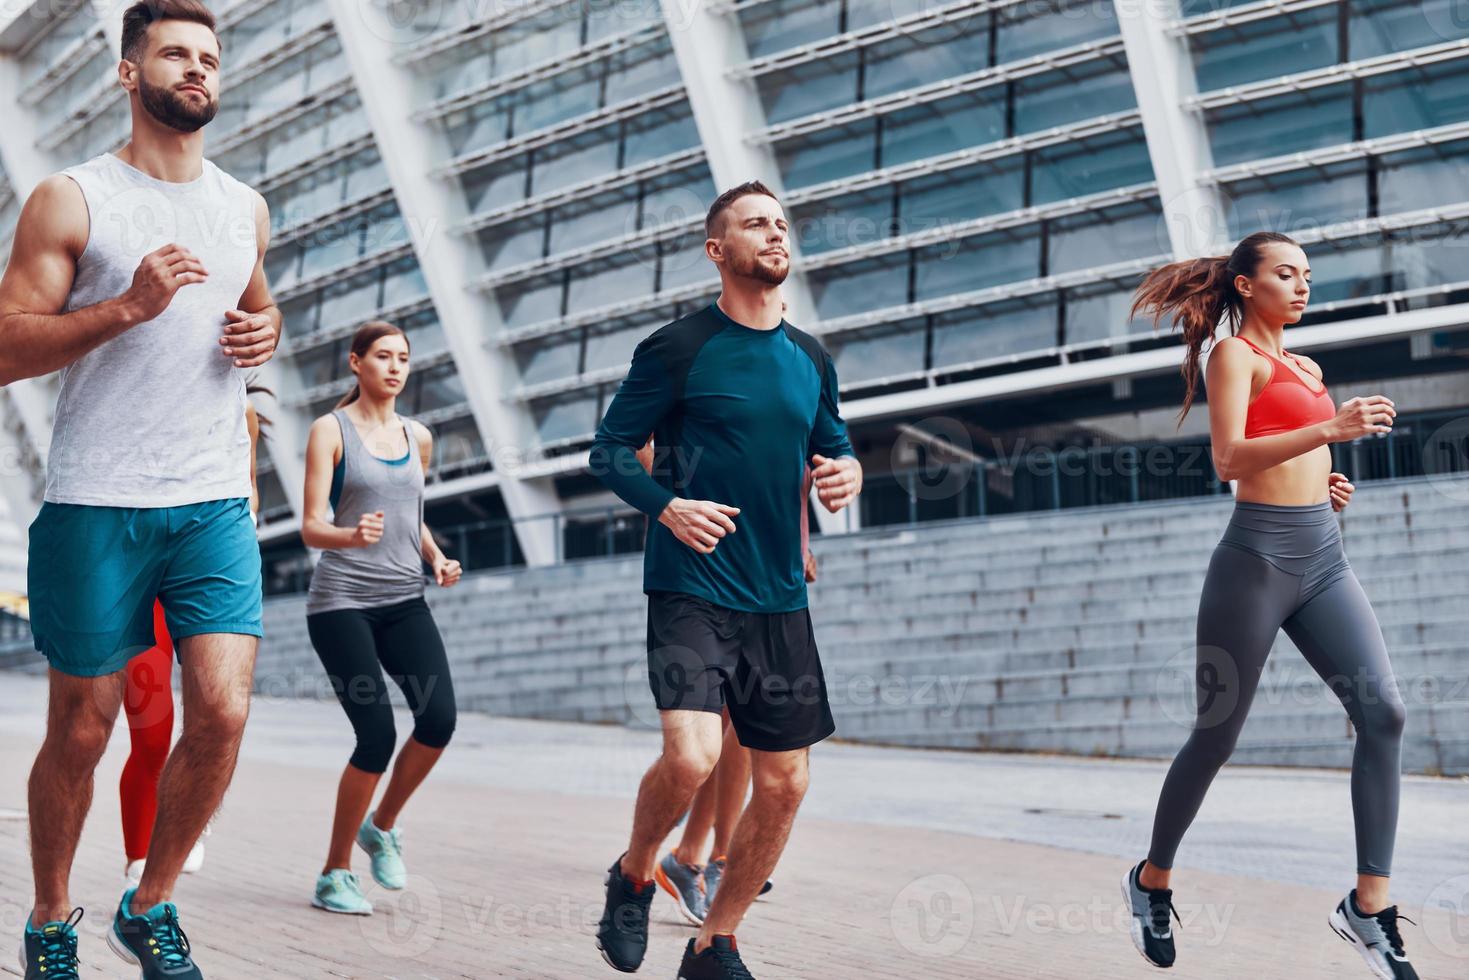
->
xmin=300 ymin=322 xmax=463 ymax=915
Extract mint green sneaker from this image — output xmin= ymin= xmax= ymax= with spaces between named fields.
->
xmin=355 ymin=811 xmax=406 ymax=890
xmin=312 ymin=870 xmax=373 ymax=915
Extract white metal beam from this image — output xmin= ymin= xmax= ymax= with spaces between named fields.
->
xmin=324 ymin=0 xmax=562 ymax=566
xmin=1114 ymin=0 xmax=1229 ymax=258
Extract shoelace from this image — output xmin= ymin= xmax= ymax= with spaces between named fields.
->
xmin=710 ymin=946 xmax=755 ymax=980
xmin=1375 ymin=906 xmax=1416 ymax=958
xmin=147 ymin=906 xmax=193 ymax=968
xmin=618 ymin=882 xmax=654 ymax=935
xmin=1147 ymin=892 xmax=1181 ymax=936
xmin=34 ymin=908 xmax=83 ymax=979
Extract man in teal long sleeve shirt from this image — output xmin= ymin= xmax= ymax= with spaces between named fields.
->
xmin=591 ymin=181 xmax=862 ymax=980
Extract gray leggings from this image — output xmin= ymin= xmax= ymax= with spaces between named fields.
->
xmin=1147 ymin=501 xmax=1406 ymax=877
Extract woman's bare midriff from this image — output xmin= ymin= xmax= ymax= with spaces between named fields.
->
xmin=1234 ymin=443 xmax=1332 ymax=506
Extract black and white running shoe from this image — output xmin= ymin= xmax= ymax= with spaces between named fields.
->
xmin=1121 ymin=860 xmax=1179 ymax=968
xmin=1328 ymin=890 xmax=1420 ymax=979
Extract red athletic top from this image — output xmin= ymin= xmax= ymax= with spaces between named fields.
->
xmin=1236 ymin=336 xmax=1335 ymax=438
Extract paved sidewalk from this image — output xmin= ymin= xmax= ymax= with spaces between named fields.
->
xmin=0 ymin=674 xmax=1465 ymax=978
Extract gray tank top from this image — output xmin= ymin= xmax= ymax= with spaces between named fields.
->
xmin=306 ymin=409 xmax=427 ymax=614
xmin=48 ymin=152 xmax=258 ymax=507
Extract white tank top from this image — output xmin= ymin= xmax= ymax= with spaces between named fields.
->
xmin=46 ymin=152 xmax=258 ymax=507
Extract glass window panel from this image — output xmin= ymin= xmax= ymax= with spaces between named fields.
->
xmin=566 ymin=260 xmax=656 ymax=315
xmin=549 ymin=202 xmax=629 ymax=254
xmin=776 ymin=122 xmax=877 ymax=189
xmin=493 ymin=17 xmax=581 ymax=76
xmin=588 ymin=0 xmax=663 ymax=40
xmin=830 ymin=320 xmax=926 ymax=385
xmin=443 ymin=101 xmax=511 ymax=157
xmin=932 ymin=300 xmax=1058 ymax=366
xmin=381 ymin=263 xmax=429 ymax=308
xmin=996 ymin=2 xmax=1118 ymax=62
xmin=463 ymin=162 xmax=528 ymax=214
xmin=498 ymin=281 xmax=563 ymax=329
xmin=584 ymin=325 xmax=647 ymax=372
xmin=344 ymin=156 xmax=390 ymax=198
xmin=914 ymin=231 xmax=1042 ymax=301
xmin=757 ymin=59 xmax=859 ymax=124
xmin=1207 ymin=90 xmax=1354 ymax=166
xmin=1363 ymin=61 xmax=1469 ymax=137
xmin=1031 ymin=128 xmax=1154 ymax=203
xmin=740 ymin=0 xmax=843 ymax=58
xmin=795 ymin=189 xmax=893 ymax=256
xmin=412 ymin=365 xmax=467 ymax=413
xmin=534 ymin=395 xmax=598 ymax=443
xmin=866 ymin=28 xmax=990 ymax=99
xmin=531 ymin=139 xmax=620 ymax=196
xmin=265 ymin=245 xmax=302 ymax=293
xmin=1188 ymin=12 xmax=1338 ymax=91
xmin=623 ymin=111 xmax=702 ymax=167
xmin=279 ymin=292 xmax=321 ymax=336
xmin=1304 ymin=242 xmax=1390 ymax=303
xmin=1048 ymin=207 xmax=1164 ymax=276
xmin=1064 ymin=287 xmax=1150 ymax=345
xmin=300 ymin=226 xmax=362 ymax=278
xmin=882 ymin=94 xmax=1005 ymax=167
xmin=1377 ymin=140 xmax=1469 ymax=214
xmin=516 ymin=77 xmax=601 ymax=133
xmin=809 ymin=258 xmax=909 ymax=319
xmin=1014 ymin=62 xmax=1135 ymax=134
xmin=659 ymin=244 xmax=717 ymax=290
xmin=901 ymin=159 xmax=1026 ymax=225
xmin=605 ymin=46 xmax=680 ymax=103
xmin=846 ymin=0 xmax=942 ymax=27
xmin=318 ymin=280 xmax=381 ymax=329
xmin=1223 ymin=167 xmax=1369 ymax=239
xmin=1351 ymin=0 xmax=1469 ymax=59
xmin=477 ymin=223 xmax=544 ymax=270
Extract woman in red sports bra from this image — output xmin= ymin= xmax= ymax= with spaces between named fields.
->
xmin=1115 ymin=233 xmax=1418 ymax=978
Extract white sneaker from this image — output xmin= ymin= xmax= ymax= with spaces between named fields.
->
xmin=182 ymin=819 xmax=213 ymax=874
xmin=124 ymin=859 xmax=145 ymax=885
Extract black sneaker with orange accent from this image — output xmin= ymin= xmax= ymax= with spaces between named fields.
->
xmin=676 ymin=934 xmax=755 ymax=980
xmin=596 ymin=854 xmax=655 ymax=973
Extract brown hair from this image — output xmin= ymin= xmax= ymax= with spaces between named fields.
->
xmin=245 ymin=379 xmax=274 ymax=439
xmin=336 ymin=322 xmax=410 ymax=409
xmin=705 ymin=180 xmax=781 ymax=239
xmin=121 ymin=0 xmax=219 ymax=63
xmin=1131 ymin=231 xmax=1300 ymax=424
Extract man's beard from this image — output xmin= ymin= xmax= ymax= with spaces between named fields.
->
xmin=733 ymin=249 xmax=789 ymax=286
xmin=138 ymin=75 xmax=218 ymax=133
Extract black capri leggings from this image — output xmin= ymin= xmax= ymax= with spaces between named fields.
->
xmin=306 ymin=595 xmax=457 ymax=774
xmin=1147 ymin=501 xmax=1406 ymax=877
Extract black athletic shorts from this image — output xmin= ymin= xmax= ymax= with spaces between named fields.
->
xmin=645 ymin=590 xmax=836 ymax=753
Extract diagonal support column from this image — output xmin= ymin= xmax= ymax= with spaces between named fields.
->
xmin=323 ymin=0 xmax=563 ymax=565
xmin=1114 ymin=1 xmax=1229 ymax=258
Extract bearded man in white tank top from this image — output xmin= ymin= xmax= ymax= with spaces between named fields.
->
xmin=0 ymin=3 xmax=280 ymax=977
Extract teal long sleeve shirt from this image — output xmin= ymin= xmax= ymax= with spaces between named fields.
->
xmin=589 ymin=302 xmax=854 ymax=613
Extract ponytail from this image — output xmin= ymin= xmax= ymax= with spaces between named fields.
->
xmin=1131 ymin=231 xmax=1297 ymax=425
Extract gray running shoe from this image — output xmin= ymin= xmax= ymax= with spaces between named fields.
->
xmin=655 ymin=852 xmax=706 ymax=925
xmin=1121 ymin=860 xmax=1178 ymax=968
xmin=701 ymin=859 xmax=771 ymax=912
xmin=1328 ymin=890 xmax=1419 ymax=979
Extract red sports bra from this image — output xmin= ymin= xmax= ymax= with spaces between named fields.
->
xmin=1236 ymin=336 xmax=1335 ymax=439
